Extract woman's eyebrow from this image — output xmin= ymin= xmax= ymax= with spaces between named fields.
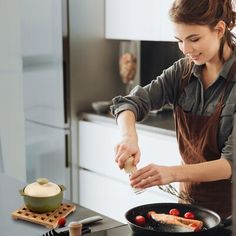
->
xmin=174 ymin=34 xmax=200 ymax=41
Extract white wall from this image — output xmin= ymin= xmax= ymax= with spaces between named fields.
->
xmin=0 ymin=0 xmax=26 ymax=181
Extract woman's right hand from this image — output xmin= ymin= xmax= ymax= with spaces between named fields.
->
xmin=114 ymin=110 xmax=140 ymax=170
xmin=114 ymin=136 xmax=140 ymax=170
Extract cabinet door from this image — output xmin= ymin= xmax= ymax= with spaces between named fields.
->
xmin=105 ymin=0 xmax=175 ymax=41
xmin=78 ymin=120 xmax=128 ymax=182
xmin=138 ymin=129 xmax=181 ymax=167
xmin=79 ymin=169 xmax=177 ymax=223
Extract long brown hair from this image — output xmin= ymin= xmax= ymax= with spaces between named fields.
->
xmin=169 ymin=0 xmax=236 ymax=79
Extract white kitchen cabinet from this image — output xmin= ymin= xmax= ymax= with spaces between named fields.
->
xmin=105 ymin=0 xmax=175 ymax=41
xmin=78 ymin=120 xmax=180 ymax=181
xmin=78 ymin=120 xmax=126 ymax=182
xmin=78 ymin=120 xmax=181 ymax=221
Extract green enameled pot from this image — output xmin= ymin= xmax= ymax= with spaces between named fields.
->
xmin=19 ymin=178 xmax=66 ymax=213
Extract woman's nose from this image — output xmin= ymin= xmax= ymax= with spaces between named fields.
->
xmin=180 ymin=42 xmax=193 ymax=55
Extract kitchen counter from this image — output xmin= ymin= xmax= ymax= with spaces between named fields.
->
xmin=0 ymin=173 xmax=124 ymax=236
xmin=80 ymin=109 xmax=176 ymax=137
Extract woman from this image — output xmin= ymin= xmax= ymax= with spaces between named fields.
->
xmin=111 ymin=0 xmax=236 ymax=219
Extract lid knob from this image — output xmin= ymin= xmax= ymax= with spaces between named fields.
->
xmin=37 ymin=178 xmax=49 ymax=185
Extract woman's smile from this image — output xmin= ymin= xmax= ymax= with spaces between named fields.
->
xmin=188 ymin=53 xmax=201 ymax=60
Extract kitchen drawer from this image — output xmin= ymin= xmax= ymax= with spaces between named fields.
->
xmin=78 ymin=120 xmax=181 ymax=182
xmin=79 ymin=169 xmax=177 ymax=223
xmin=78 ymin=120 xmax=127 ymax=182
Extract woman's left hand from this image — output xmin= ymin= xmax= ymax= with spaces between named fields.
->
xmin=130 ymin=164 xmax=175 ymax=189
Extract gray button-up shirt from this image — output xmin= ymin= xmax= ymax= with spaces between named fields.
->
xmin=111 ymin=50 xmax=236 ymax=165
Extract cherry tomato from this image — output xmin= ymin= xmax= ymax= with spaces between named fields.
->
xmin=146 ymin=211 xmax=156 ymax=219
xmin=134 ymin=215 xmax=146 ymax=226
xmin=189 ymin=223 xmax=201 ymax=232
xmin=57 ymin=217 xmax=66 ymax=227
xmin=184 ymin=211 xmax=195 ymax=219
xmin=169 ymin=208 xmax=180 ymax=216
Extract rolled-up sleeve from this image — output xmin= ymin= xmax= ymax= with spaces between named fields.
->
xmin=110 ymin=86 xmax=152 ymax=121
xmin=110 ymin=95 xmax=140 ymax=121
xmin=110 ymin=59 xmax=184 ymax=121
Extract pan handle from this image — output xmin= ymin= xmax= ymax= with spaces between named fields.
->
xmin=221 ymin=215 xmax=232 ymax=227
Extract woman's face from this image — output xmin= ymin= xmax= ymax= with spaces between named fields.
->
xmin=173 ymin=23 xmax=223 ymax=65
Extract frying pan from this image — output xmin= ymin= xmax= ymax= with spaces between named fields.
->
xmin=125 ymin=202 xmax=231 ymax=235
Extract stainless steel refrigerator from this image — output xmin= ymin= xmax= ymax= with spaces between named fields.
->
xmin=21 ymin=0 xmax=71 ymax=199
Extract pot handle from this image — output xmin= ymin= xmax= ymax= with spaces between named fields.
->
xmin=59 ymin=185 xmax=66 ymax=191
xmin=19 ymin=189 xmax=25 ymax=196
xmin=222 ymin=215 xmax=232 ymax=227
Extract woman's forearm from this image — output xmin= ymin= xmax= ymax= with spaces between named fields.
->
xmin=172 ymin=158 xmax=232 ymax=182
xmin=117 ymin=110 xmax=138 ymax=141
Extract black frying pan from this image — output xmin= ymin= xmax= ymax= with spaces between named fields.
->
xmin=125 ymin=203 xmax=231 ymax=235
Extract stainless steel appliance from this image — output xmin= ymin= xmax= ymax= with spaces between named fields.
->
xmin=0 ymin=138 xmax=3 ymax=173
xmin=21 ymin=0 xmax=71 ymax=199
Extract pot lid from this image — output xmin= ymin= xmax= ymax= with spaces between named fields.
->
xmin=24 ymin=178 xmax=61 ymax=197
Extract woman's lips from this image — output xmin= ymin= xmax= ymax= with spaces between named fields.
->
xmin=189 ymin=53 xmax=201 ymax=61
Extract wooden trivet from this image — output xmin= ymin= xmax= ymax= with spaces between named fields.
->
xmin=12 ymin=203 xmax=76 ymax=228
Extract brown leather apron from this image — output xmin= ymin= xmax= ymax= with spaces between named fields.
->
xmin=174 ymin=61 xmax=236 ymax=219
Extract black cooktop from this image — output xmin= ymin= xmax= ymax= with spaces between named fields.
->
xmin=88 ymin=224 xmax=232 ymax=236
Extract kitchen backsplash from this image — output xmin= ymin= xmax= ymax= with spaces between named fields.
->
xmin=140 ymin=41 xmax=183 ymax=86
